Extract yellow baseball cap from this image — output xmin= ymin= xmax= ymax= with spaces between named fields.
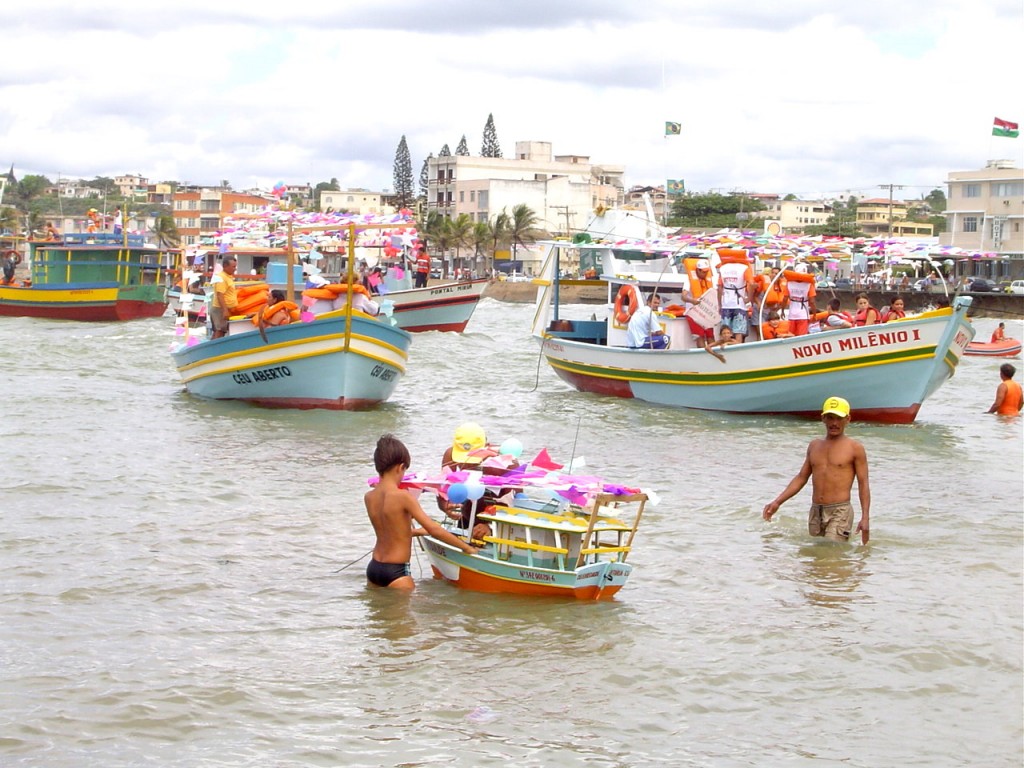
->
xmin=821 ymin=396 xmax=850 ymax=418
xmin=451 ymin=422 xmax=486 ymax=463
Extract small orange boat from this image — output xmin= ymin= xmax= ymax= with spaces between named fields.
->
xmin=964 ymin=338 xmax=1021 ymax=358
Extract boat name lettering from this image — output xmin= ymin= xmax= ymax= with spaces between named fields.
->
xmin=232 ymin=365 xmax=292 ymax=385
xmin=792 ymin=329 xmax=920 ymax=359
xmin=953 ymin=330 xmax=970 ymax=350
xmin=370 ymin=364 xmax=397 ymax=382
xmin=425 ymin=541 xmax=444 ymax=556
xmin=430 ymin=286 xmax=457 ymax=296
xmin=517 ymin=569 xmax=556 ymax=582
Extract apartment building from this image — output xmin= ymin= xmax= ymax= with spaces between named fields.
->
xmin=114 ymin=174 xmax=149 ymax=198
xmin=171 ymin=188 xmax=271 ymax=246
xmin=855 ymin=198 xmax=933 ymax=237
xmin=624 ymin=185 xmax=671 ymax=220
xmin=427 ymin=141 xmax=625 ymax=237
xmin=320 ymin=189 xmax=393 ymax=215
xmin=940 ymin=159 xmax=1023 ymax=258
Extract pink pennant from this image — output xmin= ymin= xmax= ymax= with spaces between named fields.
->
xmin=529 ymin=448 xmax=563 ymax=470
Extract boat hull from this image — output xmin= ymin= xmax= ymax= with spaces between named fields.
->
xmin=384 ymin=279 xmax=487 ymax=333
xmin=421 ymin=537 xmax=632 ymax=600
xmin=170 ymin=310 xmax=411 ymax=409
xmin=0 ymin=284 xmax=167 ymax=321
xmin=539 ymin=312 xmax=975 ymax=424
xmin=964 ymin=339 xmax=1021 ymax=358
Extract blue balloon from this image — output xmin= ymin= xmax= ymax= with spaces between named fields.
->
xmin=499 ymin=438 xmax=523 ymax=458
xmin=464 ymin=479 xmax=485 ymax=501
xmin=447 ymin=483 xmax=468 ymax=504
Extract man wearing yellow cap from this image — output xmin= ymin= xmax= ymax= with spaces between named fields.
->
xmin=439 ymin=422 xmax=501 ymax=541
xmin=762 ymin=396 xmax=871 ymax=544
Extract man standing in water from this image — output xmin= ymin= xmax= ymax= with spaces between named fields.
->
xmin=762 ymin=396 xmax=871 ymax=544
xmin=986 ymin=363 xmax=1022 ymax=416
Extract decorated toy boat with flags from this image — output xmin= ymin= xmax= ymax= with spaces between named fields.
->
xmin=530 ymin=238 xmax=976 ymax=424
xmin=400 ymin=446 xmax=649 ymax=600
xmin=169 ymin=217 xmax=411 ymax=410
xmin=0 ymin=232 xmax=170 ymax=321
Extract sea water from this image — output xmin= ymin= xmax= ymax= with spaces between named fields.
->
xmin=0 ymin=302 xmax=1021 ymax=767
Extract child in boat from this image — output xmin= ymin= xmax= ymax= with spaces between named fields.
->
xmin=365 ymin=434 xmax=477 ymax=590
xmin=761 ymin=311 xmax=794 ymax=340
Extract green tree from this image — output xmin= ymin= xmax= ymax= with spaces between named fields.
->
xmin=470 ymin=221 xmax=490 ymax=265
xmin=447 ymin=213 xmax=474 ymax=275
xmin=392 ymin=135 xmax=414 ymax=209
xmin=438 ymin=144 xmax=451 ymax=157
xmin=419 ymin=154 xmax=432 ymax=200
xmin=313 ymin=178 xmax=340 ymax=211
xmin=152 ymin=213 xmax=180 ymax=249
xmin=487 ymin=210 xmax=511 ymax=275
xmin=924 ymin=188 xmax=947 ymax=212
xmin=508 ymin=203 xmax=541 ymax=265
xmin=668 ymin=193 xmax=765 ymax=228
xmin=15 ymin=174 xmax=52 ymax=206
xmin=0 ymin=205 xmax=20 ymax=235
xmin=481 ymin=113 xmax=502 ymax=158
xmin=456 ymin=135 xmax=470 ymax=156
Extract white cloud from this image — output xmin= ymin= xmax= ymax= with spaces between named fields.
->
xmin=1 ymin=0 xmax=1020 ymax=201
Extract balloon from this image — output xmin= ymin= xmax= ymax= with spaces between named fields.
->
xmin=499 ymin=438 xmax=523 ymax=458
xmin=464 ymin=479 xmax=485 ymax=501
xmin=447 ymin=483 xmax=468 ymax=504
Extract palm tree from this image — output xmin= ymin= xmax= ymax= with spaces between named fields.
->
xmin=470 ymin=221 xmax=490 ymax=276
xmin=508 ymin=203 xmax=541 ymax=272
xmin=447 ymin=213 xmax=474 ymax=277
xmin=152 ymin=213 xmax=180 ymax=249
xmin=487 ymin=210 xmax=511 ymax=276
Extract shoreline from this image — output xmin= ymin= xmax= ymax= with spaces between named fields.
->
xmin=481 ymin=279 xmax=1024 ymax=318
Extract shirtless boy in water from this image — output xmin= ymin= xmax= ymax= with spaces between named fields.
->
xmin=364 ymin=434 xmax=478 ymax=590
xmin=762 ymin=396 xmax=871 ymax=544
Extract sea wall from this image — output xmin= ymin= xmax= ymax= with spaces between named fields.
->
xmin=482 ymin=280 xmax=1024 ymax=318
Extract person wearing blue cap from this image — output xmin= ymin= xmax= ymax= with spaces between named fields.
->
xmin=761 ymin=396 xmax=871 ymax=544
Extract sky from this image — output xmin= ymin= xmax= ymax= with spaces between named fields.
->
xmin=1 ymin=0 xmax=1022 ymax=203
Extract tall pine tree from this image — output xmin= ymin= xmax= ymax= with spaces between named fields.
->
xmin=438 ymin=144 xmax=451 ymax=157
xmin=393 ymin=135 xmax=414 ymax=209
xmin=481 ymin=113 xmax=502 ymax=158
xmin=455 ymin=135 xmax=470 ymax=156
xmin=419 ymin=153 xmax=433 ymax=200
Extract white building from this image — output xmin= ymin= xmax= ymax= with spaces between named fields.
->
xmin=427 ymin=140 xmax=625 ymax=237
xmin=940 ymin=159 xmax=1023 ymax=274
xmin=320 ymin=189 xmax=393 ymax=216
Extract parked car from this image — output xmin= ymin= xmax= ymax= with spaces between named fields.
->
xmin=834 ymin=278 xmax=853 ymax=291
xmin=912 ymin=279 xmax=931 ymax=292
xmin=968 ymin=278 xmax=998 ymax=293
xmin=1007 ymin=280 xmax=1024 ymax=295
xmin=815 ymin=278 xmax=836 ymax=289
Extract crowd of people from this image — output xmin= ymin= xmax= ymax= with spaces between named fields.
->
xmin=625 ymin=251 xmax=948 ymax=357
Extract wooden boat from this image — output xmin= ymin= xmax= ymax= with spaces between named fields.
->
xmin=530 ymin=240 xmax=977 ymax=424
xmin=378 ymin=277 xmax=488 ymax=333
xmin=211 ymin=209 xmax=485 ymax=333
xmin=420 ymin=493 xmax=646 ymax=599
xmin=0 ymin=233 xmax=169 ymax=321
xmin=404 ymin=459 xmax=647 ymax=599
xmin=170 ymin=222 xmax=411 ymax=410
xmin=964 ymin=338 xmax=1021 ymax=357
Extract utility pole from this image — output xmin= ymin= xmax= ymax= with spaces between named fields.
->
xmin=878 ymin=183 xmax=904 ymax=238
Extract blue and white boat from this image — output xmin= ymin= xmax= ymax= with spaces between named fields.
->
xmin=530 ymin=240 xmax=976 ymax=424
xmin=170 ymin=305 xmax=410 ymax=409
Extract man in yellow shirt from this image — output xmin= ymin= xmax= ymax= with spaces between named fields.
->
xmin=210 ymin=256 xmax=238 ymax=338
